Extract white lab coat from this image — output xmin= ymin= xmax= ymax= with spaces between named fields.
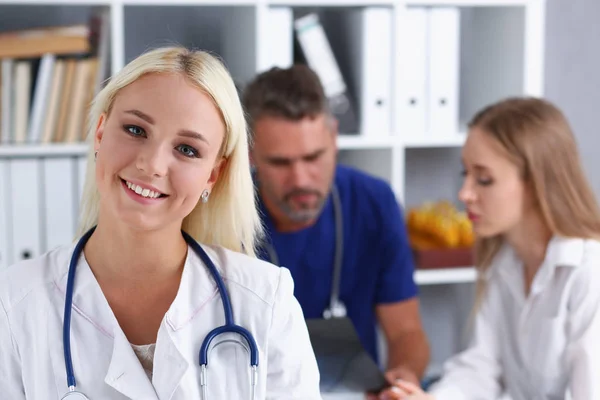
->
xmin=0 ymin=241 xmax=323 ymax=399
xmin=428 ymin=235 xmax=600 ymax=400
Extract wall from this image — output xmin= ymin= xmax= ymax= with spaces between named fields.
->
xmin=545 ymin=0 xmax=600 ymax=198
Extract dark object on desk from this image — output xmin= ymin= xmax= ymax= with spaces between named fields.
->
xmin=305 ymin=317 xmax=388 ymax=394
xmin=412 ymin=247 xmax=473 ymax=269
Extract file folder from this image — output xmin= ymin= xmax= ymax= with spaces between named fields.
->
xmin=42 ymin=158 xmax=76 ymax=251
xmin=0 ymin=160 xmax=10 ymax=269
xmin=397 ymin=7 xmax=428 ymax=140
xmin=260 ymin=7 xmax=293 ymax=71
xmin=9 ymin=159 xmax=41 ymax=262
xmin=427 ymin=7 xmax=460 ymax=138
xmin=336 ymin=7 xmax=393 ymax=137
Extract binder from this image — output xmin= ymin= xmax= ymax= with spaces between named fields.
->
xmin=397 ymin=7 xmax=428 ymax=139
xmin=294 ymin=13 xmax=359 ymax=134
xmin=259 ymin=7 xmax=293 ymax=72
xmin=28 ymin=53 xmax=56 ymax=143
xmin=335 ymin=7 xmax=393 ymax=137
xmin=426 ymin=7 xmax=460 ymax=138
xmin=13 ymin=60 xmax=32 ymax=144
xmin=0 ymin=160 xmax=10 ymax=269
xmin=1 ymin=59 xmax=13 ymax=144
xmin=42 ymin=158 xmax=76 ymax=251
xmin=9 ymin=159 xmax=41 ymax=262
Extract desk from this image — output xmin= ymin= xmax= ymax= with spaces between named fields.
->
xmin=322 ymin=394 xmax=366 ymax=400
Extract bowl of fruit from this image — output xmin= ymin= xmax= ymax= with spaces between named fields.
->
xmin=406 ymin=200 xmax=474 ymax=269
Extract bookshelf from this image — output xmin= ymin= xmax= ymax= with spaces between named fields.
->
xmin=0 ymin=0 xmax=546 ymax=384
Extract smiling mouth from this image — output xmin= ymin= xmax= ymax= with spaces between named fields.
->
xmin=121 ymin=179 xmax=168 ymax=199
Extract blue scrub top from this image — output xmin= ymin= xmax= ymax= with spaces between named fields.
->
xmin=256 ymin=164 xmax=419 ymax=365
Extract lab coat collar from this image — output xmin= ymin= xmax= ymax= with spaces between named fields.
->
xmin=164 ymin=243 xmax=221 ymax=330
xmin=56 ymin=242 xmax=220 ymax=337
xmin=490 ymin=235 xmax=584 ymax=298
xmin=103 ymin=322 xmax=190 ymax=399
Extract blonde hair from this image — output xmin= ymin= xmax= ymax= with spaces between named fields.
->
xmin=469 ymin=97 xmax=600 ymax=306
xmin=76 ymin=46 xmax=263 ymax=256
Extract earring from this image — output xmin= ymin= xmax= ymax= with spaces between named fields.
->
xmin=201 ymin=189 xmax=210 ymax=203
xmin=94 ymin=151 xmax=98 ymax=161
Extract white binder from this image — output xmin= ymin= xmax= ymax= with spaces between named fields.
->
xmin=259 ymin=7 xmax=293 ymax=72
xmin=340 ymin=7 xmax=393 ymax=137
xmin=0 ymin=160 xmax=10 ymax=269
xmin=28 ymin=53 xmax=56 ymax=144
xmin=397 ymin=7 xmax=428 ymax=139
xmin=426 ymin=7 xmax=460 ymax=138
xmin=42 ymin=158 xmax=76 ymax=251
xmin=9 ymin=159 xmax=41 ymax=262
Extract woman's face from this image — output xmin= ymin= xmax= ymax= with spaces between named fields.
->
xmin=458 ymin=127 xmax=529 ymax=238
xmin=94 ymin=72 xmax=225 ymax=232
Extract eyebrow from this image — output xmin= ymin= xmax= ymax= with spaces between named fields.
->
xmin=125 ymin=109 xmax=154 ymax=124
xmin=265 ymin=149 xmax=326 ymax=164
xmin=472 ymin=163 xmax=490 ymax=171
xmin=124 ymin=109 xmax=209 ymax=144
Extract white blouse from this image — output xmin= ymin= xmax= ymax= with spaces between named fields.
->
xmin=428 ymin=236 xmax=600 ymax=400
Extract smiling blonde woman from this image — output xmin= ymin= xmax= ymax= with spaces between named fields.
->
xmin=0 ymin=47 xmax=322 ymax=400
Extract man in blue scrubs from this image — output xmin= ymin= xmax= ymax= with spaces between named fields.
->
xmin=242 ymin=65 xmax=430 ymax=390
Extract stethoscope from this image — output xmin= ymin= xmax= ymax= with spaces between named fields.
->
xmin=262 ymin=184 xmax=347 ymax=320
xmin=61 ymin=226 xmax=259 ymax=400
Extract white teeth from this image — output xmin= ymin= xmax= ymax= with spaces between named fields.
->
xmin=125 ymin=180 xmax=162 ymax=199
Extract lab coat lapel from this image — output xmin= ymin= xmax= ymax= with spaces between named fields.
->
xmin=153 ymin=242 xmax=221 ymax=399
xmin=152 ymin=325 xmax=189 ymax=400
xmin=104 ymin=327 xmax=159 ymax=399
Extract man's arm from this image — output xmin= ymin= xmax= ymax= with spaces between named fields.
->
xmin=369 ymin=184 xmax=430 ymax=385
xmin=376 ymin=298 xmax=430 ymax=385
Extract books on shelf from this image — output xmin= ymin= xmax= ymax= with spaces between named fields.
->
xmin=0 ymin=10 xmax=110 ymax=146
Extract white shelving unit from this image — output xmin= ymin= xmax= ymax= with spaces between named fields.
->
xmin=415 ymin=266 xmax=476 ymax=285
xmin=0 ymin=0 xmax=546 ymax=383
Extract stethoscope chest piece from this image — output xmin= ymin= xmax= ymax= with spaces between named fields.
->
xmin=61 ymin=391 xmax=90 ymax=400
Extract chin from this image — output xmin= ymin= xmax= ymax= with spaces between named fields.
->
xmin=118 ymin=213 xmax=164 ymax=232
xmin=473 ymin=225 xmax=505 ymax=239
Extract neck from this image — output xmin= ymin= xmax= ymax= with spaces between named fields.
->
xmin=505 ymin=211 xmax=553 ymax=277
xmin=84 ymin=215 xmax=188 ymax=287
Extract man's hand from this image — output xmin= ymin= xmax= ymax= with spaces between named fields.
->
xmin=375 ymin=380 xmax=434 ymax=400
xmin=384 ymin=365 xmax=420 ymax=386
xmin=366 ymin=366 xmax=420 ymax=400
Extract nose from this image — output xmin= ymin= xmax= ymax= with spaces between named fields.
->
xmin=289 ymin=161 xmax=311 ymax=188
xmin=136 ymin=144 xmax=168 ymax=177
xmin=458 ymin=177 xmax=476 ymax=205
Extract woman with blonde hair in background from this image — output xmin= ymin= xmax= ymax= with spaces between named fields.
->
xmin=379 ymin=97 xmax=600 ymax=400
xmin=0 ymin=46 xmax=321 ymax=399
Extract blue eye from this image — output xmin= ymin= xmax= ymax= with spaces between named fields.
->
xmin=124 ymin=125 xmax=145 ymax=136
xmin=177 ymin=144 xmax=199 ymax=158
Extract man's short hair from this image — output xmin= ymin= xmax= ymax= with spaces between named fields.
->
xmin=242 ymin=64 xmax=329 ymax=130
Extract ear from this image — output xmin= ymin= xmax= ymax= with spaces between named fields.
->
xmin=329 ymin=116 xmax=339 ymax=135
xmin=206 ymin=157 xmax=227 ymax=192
xmin=94 ymin=113 xmax=107 ymax=152
xmin=329 ymin=116 xmax=339 ymax=154
xmin=248 ymin=149 xmax=256 ymax=169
